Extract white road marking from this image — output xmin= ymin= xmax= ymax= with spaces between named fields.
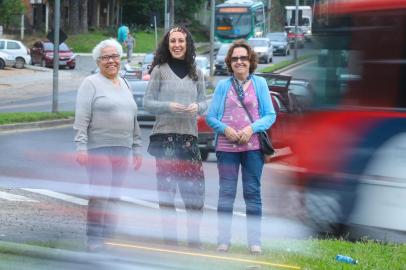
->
xmin=205 ymin=204 xmax=246 ymax=217
xmin=0 ymin=190 xmax=38 ymax=202
xmin=22 ymin=188 xmax=88 ymax=206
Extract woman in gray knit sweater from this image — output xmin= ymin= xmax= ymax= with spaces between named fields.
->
xmin=74 ymin=39 xmax=142 ymax=252
xmin=144 ymin=26 xmax=207 ymax=248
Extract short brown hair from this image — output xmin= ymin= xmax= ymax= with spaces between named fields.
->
xmin=225 ymin=39 xmax=258 ymax=74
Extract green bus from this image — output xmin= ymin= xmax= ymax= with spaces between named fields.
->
xmin=215 ymin=0 xmax=266 ymax=43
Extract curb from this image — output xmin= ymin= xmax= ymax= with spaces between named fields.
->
xmin=25 ymin=64 xmax=50 ymax=72
xmin=0 ymin=118 xmax=74 ymax=134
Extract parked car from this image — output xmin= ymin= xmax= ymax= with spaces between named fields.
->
xmin=0 ymin=39 xmax=31 ymax=69
xmin=30 ymin=41 xmax=76 ymax=69
xmin=197 ymin=73 xmax=313 ymax=160
xmin=267 ymin=32 xmax=290 ymax=56
xmin=130 ymin=80 xmax=155 ymax=121
xmin=285 ymin=27 xmax=305 ymax=48
xmin=214 ymin=43 xmax=231 ymax=75
xmin=247 ymin=37 xmax=273 ymax=63
xmin=0 ymin=51 xmax=16 ymax=69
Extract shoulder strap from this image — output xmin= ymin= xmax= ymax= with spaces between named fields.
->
xmin=122 ymin=77 xmax=130 ymax=90
xmin=230 ymin=78 xmax=254 ymax=123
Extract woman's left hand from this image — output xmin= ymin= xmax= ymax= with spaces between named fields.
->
xmin=237 ymin=125 xmax=254 ymax=144
xmin=133 ymin=155 xmax=142 ymax=170
xmin=184 ymin=103 xmax=198 ymax=114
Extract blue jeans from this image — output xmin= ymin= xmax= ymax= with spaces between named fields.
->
xmin=216 ymin=150 xmax=264 ymax=246
xmin=85 ymin=146 xmax=130 ymax=244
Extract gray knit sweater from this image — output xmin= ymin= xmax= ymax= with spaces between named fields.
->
xmin=73 ymin=73 xmax=142 ymax=155
xmin=143 ymin=63 xmax=207 ymax=136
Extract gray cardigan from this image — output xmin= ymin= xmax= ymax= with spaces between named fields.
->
xmin=143 ymin=63 xmax=207 ymax=137
xmin=73 ymin=73 xmax=142 ymax=155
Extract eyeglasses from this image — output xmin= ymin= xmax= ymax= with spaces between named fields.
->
xmin=99 ymin=54 xmax=120 ymax=62
xmin=231 ymin=56 xmax=249 ymax=63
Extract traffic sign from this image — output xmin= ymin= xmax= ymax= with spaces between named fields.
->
xmin=47 ymin=29 xmax=68 ymax=45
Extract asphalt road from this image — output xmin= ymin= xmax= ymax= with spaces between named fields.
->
xmin=0 ymin=46 xmax=316 ymax=113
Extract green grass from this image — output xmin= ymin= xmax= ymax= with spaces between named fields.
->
xmin=1 ymin=239 xmax=404 ymax=269
xmin=260 ymin=54 xmax=316 ymax=73
xmin=0 ymin=112 xmax=74 ymax=125
xmin=63 ymin=27 xmax=209 ymax=54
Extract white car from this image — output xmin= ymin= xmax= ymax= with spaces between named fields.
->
xmin=0 ymin=51 xmax=16 ymax=69
xmin=248 ymin=37 xmax=273 ymax=63
xmin=0 ymin=39 xmax=31 ymax=69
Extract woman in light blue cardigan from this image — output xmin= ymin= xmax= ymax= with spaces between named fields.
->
xmin=206 ymin=39 xmax=276 ymax=255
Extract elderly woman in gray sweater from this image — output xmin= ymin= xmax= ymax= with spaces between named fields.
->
xmin=144 ymin=26 xmax=207 ymax=249
xmin=73 ymin=38 xmax=142 ymax=252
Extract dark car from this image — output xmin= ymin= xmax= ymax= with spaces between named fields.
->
xmin=267 ymin=32 xmax=290 ymax=56
xmin=130 ymin=80 xmax=155 ymax=121
xmin=30 ymin=41 xmax=76 ymax=69
xmin=197 ymin=73 xmax=313 ymax=161
xmin=214 ymin=43 xmax=231 ymax=75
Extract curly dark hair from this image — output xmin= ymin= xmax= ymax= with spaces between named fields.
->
xmin=149 ymin=26 xmax=198 ymax=81
xmin=225 ymin=39 xmax=258 ymax=74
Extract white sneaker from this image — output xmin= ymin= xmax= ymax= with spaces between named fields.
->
xmin=249 ymin=245 xmax=262 ymax=255
xmin=217 ymin=243 xmax=229 ymax=252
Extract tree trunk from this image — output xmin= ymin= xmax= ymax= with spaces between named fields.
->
xmin=80 ymin=0 xmax=88 ymax=33
xmin=69 ymin=0 xmax=80 ymax=34
xmin=169 ymin=0 xmax=174 ymax=27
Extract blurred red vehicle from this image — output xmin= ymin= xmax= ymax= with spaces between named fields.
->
xmin=30 ymin=41 xmax=76 ymax=69
xmin=280 ymin=0 xmax=406 ymax=240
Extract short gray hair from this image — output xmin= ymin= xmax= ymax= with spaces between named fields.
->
xmin=92 ymin=38 xmax=123 ymax=61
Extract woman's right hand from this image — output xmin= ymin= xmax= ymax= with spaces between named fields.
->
xmin=224 ymin=127 xmax=240 ymax=142
xmin=76 ymin=150 xmax=88 ymax=166
xmin=169 ymin=102 xmax=187 ymax=113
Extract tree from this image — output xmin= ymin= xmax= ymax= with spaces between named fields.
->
xmin=79 ymin=0 xmax=88 ymax=33
xmin=69 ymin=0 xmax=80 ymax=34
xmin=0 ymin=0 xmax=25 ymax=31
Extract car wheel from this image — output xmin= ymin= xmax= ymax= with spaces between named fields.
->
xmin=41 ymin=59 xmax=46 ymax=68
xmin=0 ymin=59 xmax=5 ymax=69
xmin=69 ymin=65 xmax=75 ymax=70
xmin=14 ymin=57 xmax=25 ymax=69
xmin=304 ymin=176 xmax=357 ymax=237
xmin=269 ymin=57 xmax=273 ymax=63
xmin=200 ymin=150 xmax=209 ymax=161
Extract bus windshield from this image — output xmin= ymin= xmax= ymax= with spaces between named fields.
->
xmin=216 ymin=13 xmax=252 ymax=38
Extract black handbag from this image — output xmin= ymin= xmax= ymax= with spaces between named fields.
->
xmin=231 ymin=79 xmax=275 ymax=156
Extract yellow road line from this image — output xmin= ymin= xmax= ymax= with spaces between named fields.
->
xmin=105 ymin=241 xmax=301 ymax=270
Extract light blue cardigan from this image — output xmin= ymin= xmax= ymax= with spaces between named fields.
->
xmin=206 ymin=75 xmax=276 ymax=141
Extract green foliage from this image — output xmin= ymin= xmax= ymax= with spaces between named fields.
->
xmin=0 ymin=0 xmax=25 ymax=30
xmin=123 ymin=0 xmax=206 ymax=27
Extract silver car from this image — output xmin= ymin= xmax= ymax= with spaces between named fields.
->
xmin=248 ymin=37 xmax=273 ymax=63
xmin=0 ymin=51 xmax=16 ymax=69
xmin=267 ymin=32 xmax=290 ymax=56
xmin=0 ymin=39 xmax=31 ymax=69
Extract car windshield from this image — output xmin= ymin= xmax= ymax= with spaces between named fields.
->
xmin=268 ymin=34 xmax=285 ymax=41
xmin=143 ymin=54 xmax=154 ymax=64
xmin=248 ymin=40 xmax=267 ymax=47
xmin=218 ymin=44 xmax=230 ymax=55
xmin=196 ymin=58 xmax=208 ymax=69
xmin=43 ymin=42 xmax=70 ymax=51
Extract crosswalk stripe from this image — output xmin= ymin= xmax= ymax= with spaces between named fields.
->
xmin=22 ymin=188 xmax=88 ymax=206
xmin=0 ymin=190 xmax=38 ymax=202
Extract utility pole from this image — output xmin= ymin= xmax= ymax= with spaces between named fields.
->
xmin=209 ymin=0 xmax=215 ymax=77
xmin=52 ymin=0 xmax=60 ymax=113
xmin=293 ymin=0 xmax=299 ymax=61
xmin=267 ymin=0 xmax=272 ymax=32
xmin=169 ymin=0 xmax=175 ymax=27
xmin=164 ymin=0 xmax=169 ymax=32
